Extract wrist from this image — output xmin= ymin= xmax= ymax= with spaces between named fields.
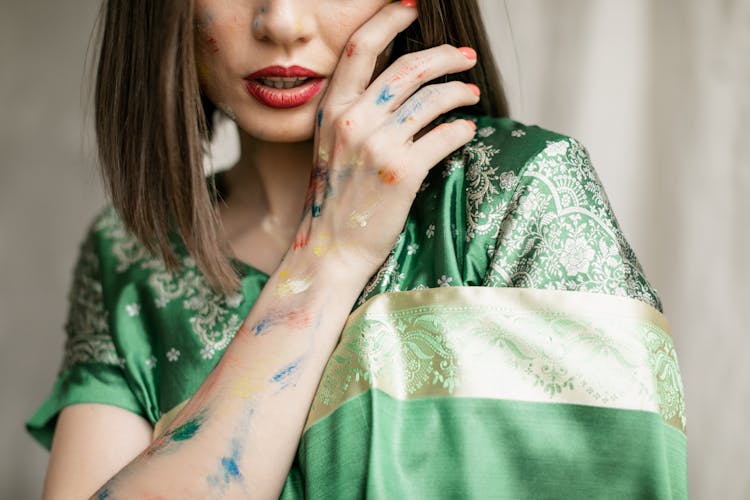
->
xmin=274 ymin=246 xmax=369 ymax=300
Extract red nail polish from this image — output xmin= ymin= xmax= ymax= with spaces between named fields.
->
xmin=458 ymin=47 xmax=477 ymax=60
xmin=400 ymin=0 xmax=418 ymax=8
xmin=466 ymin=83 xmax=481 ymax=97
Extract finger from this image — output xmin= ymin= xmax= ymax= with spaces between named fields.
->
xmin=326 ymin=2 xmax=418 ymax=107
xmin=363 ymin=44 xmax=478 ymax=114
xmin=386 ymin=81 xmax=481 ymax=141
xmin=409 ymin=119 xmax=477 ymax=174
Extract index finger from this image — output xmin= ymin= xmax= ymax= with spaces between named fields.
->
xmin=326 ymin=1 xmax=419 ymax=107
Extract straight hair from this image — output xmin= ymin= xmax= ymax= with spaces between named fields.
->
xmin=94 ymin=0 xmax=510 ymax=294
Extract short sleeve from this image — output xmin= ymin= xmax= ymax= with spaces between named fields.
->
xmin=26 ymin=222 xmax=147 ymax=450
xmin=483 ymin=136 xmax=663 ymax=311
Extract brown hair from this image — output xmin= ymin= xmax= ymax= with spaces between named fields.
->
xmin=94 ymin=0 xmax=510 ymax=294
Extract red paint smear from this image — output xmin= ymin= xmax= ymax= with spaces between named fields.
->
xmin=345 ymin=120 xmax=351 ymax=127
xmin=378 ymin=168 xmax=400 ymax=185
xmin=345 ymin=42 xmax=356 ymax=58
xmin=293 ymin=232 xmax=311 ymax=250
xmin=207 ymin=37 xmax=220 ymax=53
xmin=286 ymin=309 xmax=312 ymax=329
xmin=417 ymin=71 xmax=426 ymax=79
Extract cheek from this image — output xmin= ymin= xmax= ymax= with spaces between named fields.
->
xmin=323 ymin=2 xmax=388 ymax=52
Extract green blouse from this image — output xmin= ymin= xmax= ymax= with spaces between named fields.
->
xmin=27 ymin=113 xmax=672 ymax=490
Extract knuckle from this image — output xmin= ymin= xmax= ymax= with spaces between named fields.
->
xmin=333 ymin=114 xmax=350 ymax=132
xmin=361 ymin=136 xmax=383 ymax=160
xmin=414 ymin=83 xmax=441 ymax=102
xmin=348 ymin=33 xmax=376 ymax=55
xmin=400 ymin=51 xmax=429 ymax=70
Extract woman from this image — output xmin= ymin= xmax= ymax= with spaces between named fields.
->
xmin=27 ymin=0 xmax=687 ymax=498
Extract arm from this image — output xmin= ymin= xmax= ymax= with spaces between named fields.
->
xmin=44 ymin=404 xmax=152 ymax=500
xmin=83 ymin=252 xmax=366 ymax=499
xmin=46 ymin=2 xmax=480 ymax=498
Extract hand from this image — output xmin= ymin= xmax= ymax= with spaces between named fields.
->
xmin=291 ymin=1 xmax=480 ymax=285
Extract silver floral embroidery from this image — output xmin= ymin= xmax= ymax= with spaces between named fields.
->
xmin=357 ymin=253 xmax=401 ymax=306
xmin=464 ymin=141 xmax=507 ymax=240
xmin=484 ymin=138 xmax=661 ymax=310
xmin=61 ymin=232 xmax=120 ymax=370
xmin=96 ymin=207 xmax=245 ymax=355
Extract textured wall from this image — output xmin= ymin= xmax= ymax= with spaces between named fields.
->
xmin=1 ymin=1 xmax=747 ymax=498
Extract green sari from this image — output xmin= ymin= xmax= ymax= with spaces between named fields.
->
xmin=27 ymin=113 xmax=686 ymax=498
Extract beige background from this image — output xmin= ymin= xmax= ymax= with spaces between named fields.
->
xmin=2 ymin=0 xmax=748 ymax=498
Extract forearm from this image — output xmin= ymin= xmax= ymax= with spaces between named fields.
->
xmin=90 ymin=251 xmax=365 ymax=499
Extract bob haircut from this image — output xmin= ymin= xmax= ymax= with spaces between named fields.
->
xmin=94 ymin=0 xmax=510 ymax=294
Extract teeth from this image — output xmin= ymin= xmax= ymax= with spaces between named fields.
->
xmin=258 ymin=77 xmax=310 ymax=89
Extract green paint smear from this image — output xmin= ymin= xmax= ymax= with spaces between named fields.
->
xmin=170 ymin=416 xmax=204 ymax=442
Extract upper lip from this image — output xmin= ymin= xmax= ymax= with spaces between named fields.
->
xmin=246 ymin=65 xmax=324 ymax=79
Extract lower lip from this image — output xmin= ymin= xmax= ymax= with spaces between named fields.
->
xmin=243 ymin=78 xmax=325 ymax=109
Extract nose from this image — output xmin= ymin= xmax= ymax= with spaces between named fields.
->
xmin=252 ymin=1 xmax=314 ymax=47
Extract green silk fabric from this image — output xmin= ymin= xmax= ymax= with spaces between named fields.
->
xmin=282 ymin=392 xmax=685 ymax=499
xmin=26 ymin=112 xmax=685 ymax=497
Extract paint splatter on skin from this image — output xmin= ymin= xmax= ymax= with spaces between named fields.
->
xmin=346 ymin=197 xmax=381 ymax=229
xmin=378 ymin=167 xmax=400 ymax=185
xmin=396 ymin=97 xmax=425 ymax=124
xmin=246 ymin=308 xmax=313 ymax=337
xmin=206 ymin=36 xmax=220 ymax=53
xmin=345 ymin=42 xmax=356 ymax=57
xmin=146 ymin=409 xmax=208 ymax=457
xmin=349 ymin=210 xmax=369 ymax=227
xmin=96 ymin=488 xmax=111 ymax=500
xmin=310 ymin=162 xmax=331 ymax=218
xmin=277 ymin=277 xmax=312 ymax=297
xmin=207 ymin=434 xmax=250 ymax=496
xmin=317 ymin=109 xmax=324 ymax=128
xmin=270 ymin=358 xmax=304 ymax=392
xmin=271 ymin=361 xmax=299 ymax=384
xmin=247 ymin=318 xmax=272 ymax=336
xmin=221 ymin=444 xmax=242 ymax=482
xmin=293 ymin=231 xmax=311 ymax=250
xmin=376 ymin=85 xmax=396 ymax=105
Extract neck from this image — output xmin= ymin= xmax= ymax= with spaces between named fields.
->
xmin=224 ymin=129 xmax=314 ymax=229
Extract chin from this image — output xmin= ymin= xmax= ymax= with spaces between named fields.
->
xmin=238 ymin=114 xmax=316 ymax=143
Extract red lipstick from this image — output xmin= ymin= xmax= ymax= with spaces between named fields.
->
xmin=243 ymin=65 xmax=326 ymax=109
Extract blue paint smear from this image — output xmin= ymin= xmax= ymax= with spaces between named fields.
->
xmin=97 ymin=488 xmax=111 ymax=500
xmin=317 ymin=109 xmax=324 ymax=128
xmin=221 ymin=439 xmax=243 ymax=483
xmin=272 ymin=362 xmax=299 ymax=384
xmin=253 ymin=319 xmax=270 ymax=335
xmin=376 ymin=85 xmax=395 ymax=105
xmin=397 ymin=99 xmax=424 ymax=124
xmin=222 ymin=457 xmax=241 ymax=480
xmin=311 ymin=205 xmax=322 ymax=217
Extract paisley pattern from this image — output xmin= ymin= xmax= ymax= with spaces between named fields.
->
xmin=306 ymin=287 xmax=685 ymax=433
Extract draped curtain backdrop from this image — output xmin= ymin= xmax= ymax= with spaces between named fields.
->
xmin=1 ymin=0 xmax=747 ymax=498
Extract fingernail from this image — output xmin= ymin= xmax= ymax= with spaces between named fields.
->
xmin=466 ymin=83 xmax=481 ymax=97
xmin=400 ymin=0 xmax=418 ymax=7
xmin=466 ymin=120 xmax=477 ymax=131
xmin=458 ymin=47 xmax=477 ymax=60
